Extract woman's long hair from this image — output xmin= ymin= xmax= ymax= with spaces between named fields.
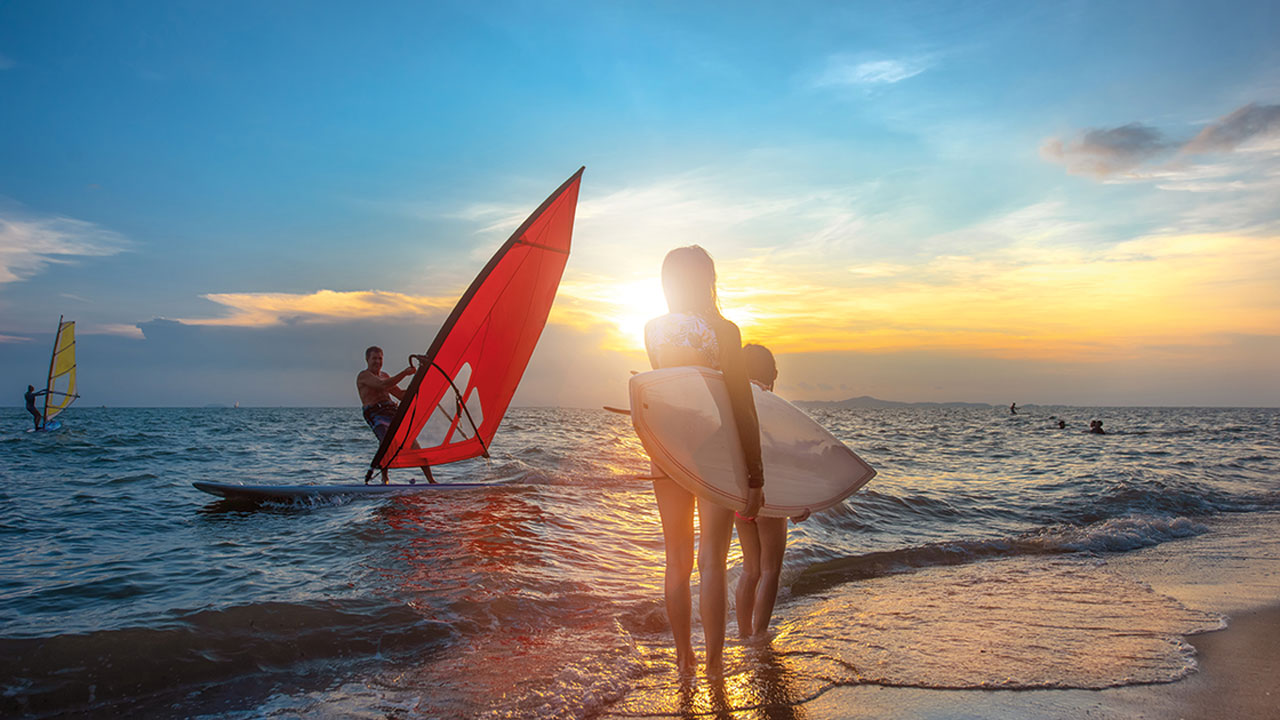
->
xmin=661 ymin=245 xmax=720 ymax=316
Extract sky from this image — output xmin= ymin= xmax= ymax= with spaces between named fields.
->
xmin=1 ymin=0 xmax=1278 ymax=408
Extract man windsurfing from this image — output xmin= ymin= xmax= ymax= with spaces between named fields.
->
xmin=356 ymin=346 xmax=433 ymax=484
xmin=24 ymin=385 xmax=48 ymax=431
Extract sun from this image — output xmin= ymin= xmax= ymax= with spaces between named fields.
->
xmin=607 ymin=278 xmax=669 ymax=352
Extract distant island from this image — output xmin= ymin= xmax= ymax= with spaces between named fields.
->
xmin=795 ymin=396 xmax=997 ymax=410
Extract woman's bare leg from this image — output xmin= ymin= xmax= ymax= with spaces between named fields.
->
xmin=653 ymin=478 xmax=697 ymax=673
xmin=734 ymin=516 xmax=761 ymax=639
xmin=752 ymin=517 xmax=789 ymax=636
xmin=697 ymin=500 xmax=736 ymax=673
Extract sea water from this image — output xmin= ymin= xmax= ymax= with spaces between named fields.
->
xmin=1 ymin=406 xmax=1277 ymax=718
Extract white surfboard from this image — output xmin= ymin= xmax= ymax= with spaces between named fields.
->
xmin=629 ymin=367 xmax=876 ymax=517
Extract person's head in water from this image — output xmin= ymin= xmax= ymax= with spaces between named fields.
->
xmin=742 ymin=343 xmax=777 ymax=391
xmin=661 ymin=245 xmax=718 ymax=315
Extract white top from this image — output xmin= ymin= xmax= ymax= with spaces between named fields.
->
xmin=644 ymin=312 xmax=720 ymax=369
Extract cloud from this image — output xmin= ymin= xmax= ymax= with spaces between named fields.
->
xmin=812 ymin=55 xmax=930 ymax=88
xmin=1183 ymin=103 xmax=1280 ymax=154
xmin=94 ymin=323 xmax=146 ymax=339
xmin=0 ymin=212 xmax=130 ymax=284
xmin=1041 ymin=123 xmax=1173 ymax=178
xmin=1044 ymin=103 xmax=1280 ymax=179
xmin=182 ymin=289 xmax=458 ymax=327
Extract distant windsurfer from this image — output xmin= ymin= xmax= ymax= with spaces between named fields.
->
xmin=24 ymin=385 xmax=49 ymax=431
xmin=357 ymin=346 xmax=433 ymax=484
xmin=1010 ymin=402 xmax=1018 ymax=415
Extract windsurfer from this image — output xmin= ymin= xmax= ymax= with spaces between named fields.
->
xmin=643 ymin=245 xmax=765 ymax=676
xmin=357 ymin=346 xmax=433 ymax=483
xmin=24 ymin=385 xmax=48 ymax=430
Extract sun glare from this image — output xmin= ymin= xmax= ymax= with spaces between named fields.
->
xmin=608 ymin=279 xmax=668 ymax=352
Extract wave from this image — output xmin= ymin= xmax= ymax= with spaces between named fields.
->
xmin=0 ymin=599 xmax=452 ymax=719
xmin=792 ymin=514 xmax=1207 ymax=595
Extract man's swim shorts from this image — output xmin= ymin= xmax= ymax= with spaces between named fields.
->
xmin=362 ymin=400 xmax=398 ymax=442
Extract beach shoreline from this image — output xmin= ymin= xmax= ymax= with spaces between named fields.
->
xmin=797 ymin=604 xmax=1280 ymax=720
xmin=603 ymin=511 xmax=1280 ymax=719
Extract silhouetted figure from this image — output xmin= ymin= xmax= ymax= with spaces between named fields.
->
xmin=1010 ymin=402 xmax=1018 ymax=415
xmin=1089 ymin=420 xmax=1106 ymax=435
xmin=1058 ymin=419 xmax=1066 ymax=429
xmin=24 ymin=384 xmax=48 ymax=431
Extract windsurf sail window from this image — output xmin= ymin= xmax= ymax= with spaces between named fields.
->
xmin=43 ymin=316 xmax=78 ymax=423
xmin=372 ymin=167 xmax=583 ymax=470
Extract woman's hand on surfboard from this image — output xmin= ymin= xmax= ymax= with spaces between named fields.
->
xmin=742 ymin=487 xmax=764 ymax=519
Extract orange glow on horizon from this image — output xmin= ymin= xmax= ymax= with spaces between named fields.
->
xmin=552 ymin=232 xmax=1280 ymax=362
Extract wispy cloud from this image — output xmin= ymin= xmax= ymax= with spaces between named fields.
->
xmin=181 ymin=290 xmax=457 ymax=327
xmin=0 ymin=212 xmax=130 ymax=284
xmin=812 ymin=54 xmax=931 ymax=88
xmin=94 ymin=323 xmax=146 ymax=339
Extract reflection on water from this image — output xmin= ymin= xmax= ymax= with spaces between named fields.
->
xmin=2 ymin=406 xmax=1276 ymax=718
xmin=605 ymin=639 xmax=821 ymax=719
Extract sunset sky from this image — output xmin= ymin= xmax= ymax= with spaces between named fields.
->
xmin=2 ymin=1 xmax=1278 ymax=408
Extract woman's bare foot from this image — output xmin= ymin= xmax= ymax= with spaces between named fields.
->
xmin=704 ymin=652 xmax=724 ymax=677
xmin=675 ymin=647 xmax=697 ymax=677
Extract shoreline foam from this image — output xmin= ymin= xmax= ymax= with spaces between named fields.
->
xmin=602 ymin=511 xmax=1280 ymax=719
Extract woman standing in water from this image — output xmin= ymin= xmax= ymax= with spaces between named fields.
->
xmin=733 ymin=343 xmax=808 ymax=639
xmin=643 ymin=245 xmax=765 ymax=675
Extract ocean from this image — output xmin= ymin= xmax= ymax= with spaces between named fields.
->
xmin=2 ymin=405 xmax=1278 ymax=718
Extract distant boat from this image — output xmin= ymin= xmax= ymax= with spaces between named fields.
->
xmin=37 ymin=315 xmax=79 ymax=431
xmin=194 ymin=167 xmax=584 ymax=502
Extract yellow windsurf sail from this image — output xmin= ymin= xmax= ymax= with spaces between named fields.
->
xmin=43 ymin=316 xmax=78 ymax=422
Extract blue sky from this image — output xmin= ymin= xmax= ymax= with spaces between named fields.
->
xmin=2 ymin=1 xmax=1278 ymax=407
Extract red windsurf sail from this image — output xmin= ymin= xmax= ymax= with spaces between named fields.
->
xmin=372 ymin=167 xmax=583 ymax=471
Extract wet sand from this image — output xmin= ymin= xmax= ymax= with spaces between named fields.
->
xmin=602 ymin=512 xmax=1280 ymax=719
xmin=802 ymin=605 xmax=1280 ymax=720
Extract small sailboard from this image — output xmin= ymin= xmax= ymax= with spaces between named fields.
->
xmin=629 ymin=366 xmax=876 ymax=517
xmin=192 ymin=480 xmax=491 ymax=502
xmin=27 ymin=419 xmax=63 ymax=433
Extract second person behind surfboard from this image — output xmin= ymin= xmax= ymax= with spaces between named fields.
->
xmin=643 ymin=245 xmax=765 ymax=675
xmin=734 ymin=343 xmax=809 ymax=640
